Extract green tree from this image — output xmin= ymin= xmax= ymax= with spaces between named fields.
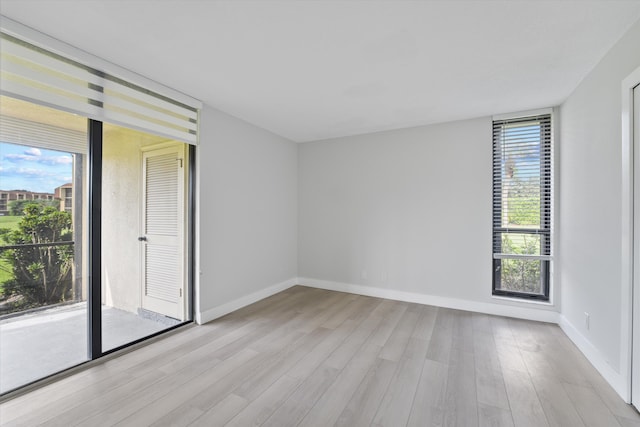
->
xmin=501 ymin=234 xmax=541 ymax=293
xmin=1 ymin=204 xmax=73 ymax=308
xmin=8 ymin=198 xmax=60 ymax=216
xmin=506 ymin=176 xmax=540 ymax=227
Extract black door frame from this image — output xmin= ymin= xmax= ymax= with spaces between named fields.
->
xmin=87 ymin=120 xmax=194 ymax=360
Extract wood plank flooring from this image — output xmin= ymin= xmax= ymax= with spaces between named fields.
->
xmin=1 ymin=285 xmax=639 ymax=426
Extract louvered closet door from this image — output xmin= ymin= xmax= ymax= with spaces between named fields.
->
xmin=141 ymin=145 xmax=185 ymax=320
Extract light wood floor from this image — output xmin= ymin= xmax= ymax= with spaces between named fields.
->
xmin=1 ymin=286 xmax=639 ymax=427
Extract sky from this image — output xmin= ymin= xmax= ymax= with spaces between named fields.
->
xmin=0 ymin=142 xmax=73 ymax=193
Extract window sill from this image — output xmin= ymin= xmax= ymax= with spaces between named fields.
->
xmin=491 ymin=295 xmax=554 ymax=307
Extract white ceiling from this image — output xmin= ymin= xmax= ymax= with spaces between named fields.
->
xmin=1 ymin=1 xmax=640 ymax=142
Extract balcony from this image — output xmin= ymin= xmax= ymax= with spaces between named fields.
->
xmin=0 ymin=239 xmax=179 ymax=394
xmin=0 ymin=302 xmax=178 ymax=394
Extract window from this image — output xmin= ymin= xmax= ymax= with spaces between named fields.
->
xmin=64 ymin=187 xmax=72 ymax=212
xmin=492 ymin=113 xmax=552 ymax=300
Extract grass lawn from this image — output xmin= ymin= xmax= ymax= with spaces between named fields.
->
xmin=0 ymin=215 xmax=22 ymax=245
xmin=0 ymin=215 xmax=22 ymax=228
xmin=0 ymin=216 xmax=22 ymax=293
xmin=0 ymin=260 xmax=11 ymax=288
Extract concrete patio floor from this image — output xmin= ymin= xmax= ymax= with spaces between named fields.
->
xmin=0 ymin=303 xmax=178 ymax=393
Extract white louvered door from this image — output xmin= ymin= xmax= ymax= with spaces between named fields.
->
xmin=141 ymin=144 xmax=186 ymax=320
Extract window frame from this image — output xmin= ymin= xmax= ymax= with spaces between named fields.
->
xmin=492 ymin=112 xmax=553 ymax=301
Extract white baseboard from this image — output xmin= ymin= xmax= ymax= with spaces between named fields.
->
xmin=196 ymin=277 xmax=297 ymax=324
xmin=559 ymin=315 xmax=628 ymax=402
xmin=298 ymin=278 xmax=559 ymax=323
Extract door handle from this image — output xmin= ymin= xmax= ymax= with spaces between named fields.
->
xmin=138 ymin=236 xmax=147 ymax=241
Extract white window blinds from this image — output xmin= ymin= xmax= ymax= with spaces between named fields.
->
xmin=0 ymin=114 xmax=87 ymax=154
xmin=0 ymin=26 xmax=200 ymax=145
xmin=493 ymin=113 xmax=552 ymax=252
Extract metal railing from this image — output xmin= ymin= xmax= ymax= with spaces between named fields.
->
xmin=0 ymin=241 xmax=74 ymax=251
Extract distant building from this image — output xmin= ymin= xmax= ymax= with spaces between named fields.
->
xmin=54 ymin=183 xmax=73 ymax=213
xmin=0 ymin=190 xmax=55 ymax=216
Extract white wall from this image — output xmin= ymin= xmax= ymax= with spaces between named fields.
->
xmin=298 ymin=118 xmax=558 ymax=319
xmin=101 ymin=126 xmax=179 ymax=314
xmin=196 ymin=106 xmax=298 ymax=323
xmin=559 ymin=19 xmax=640 ymax=395
xmin=101 ymin=128 xmax=141 ymax=313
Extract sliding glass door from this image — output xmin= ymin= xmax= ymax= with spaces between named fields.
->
xmin=0 ymin=96 xmax=89 ymax=393
xmin=0 ymin=23 xmax=199 ymax=394
xmin=101 ymin=123 xmax=190 ymax=352
xmin=0 ymin=97 xmax=193 ymax=394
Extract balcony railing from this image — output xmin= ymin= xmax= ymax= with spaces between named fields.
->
xmin=0 ymin=241 xmax=74 ymax=250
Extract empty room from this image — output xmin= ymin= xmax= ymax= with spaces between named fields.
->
xmin=1 ymin=0 xmax=640 ymax=426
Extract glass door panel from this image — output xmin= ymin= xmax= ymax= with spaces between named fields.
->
xmin=0 ymin=96 xmax=89 ymax=393
xmin=101 ymin=123 xmax=189 ymax=352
